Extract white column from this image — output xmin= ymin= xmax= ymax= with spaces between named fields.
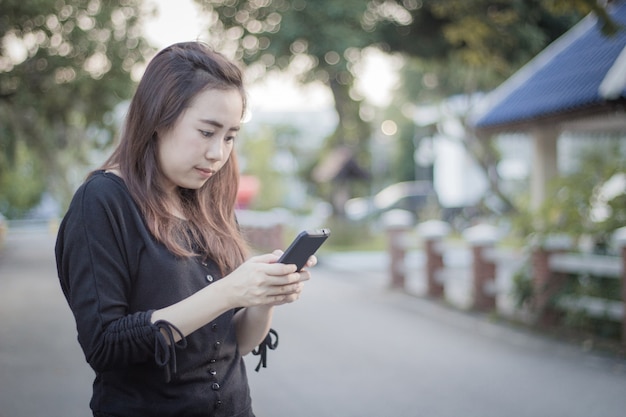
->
xmin=531 ymin=128 xmax=559 ymax=210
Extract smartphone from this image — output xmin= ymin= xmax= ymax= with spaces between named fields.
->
xmin=278 ymin=229 xmax=331 ymax=271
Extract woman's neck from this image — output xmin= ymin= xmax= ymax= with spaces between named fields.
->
xmin=165 ymin=192 xmax=187 ymax=220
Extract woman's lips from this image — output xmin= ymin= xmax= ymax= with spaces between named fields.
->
xmin=196 ymin=167 xmax=215 ymax=178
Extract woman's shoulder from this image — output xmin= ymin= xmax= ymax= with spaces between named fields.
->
xmin=82 ymin=169 xmax=125 ymax=191
xmin=73 ymin=170 xmax=132 ymax=208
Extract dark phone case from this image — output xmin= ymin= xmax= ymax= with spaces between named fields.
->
xmin=278 ymin=229 xmax=330 ymax=270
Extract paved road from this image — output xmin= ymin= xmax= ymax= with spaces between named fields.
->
xmin=1 ymin=229 xmax=625 ymax=417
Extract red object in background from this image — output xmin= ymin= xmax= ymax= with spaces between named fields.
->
xmin=237 ymin=175 xmax=260 ymax=209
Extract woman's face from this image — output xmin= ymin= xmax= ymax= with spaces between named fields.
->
xmin=157 ymin=88 xmax=243 ymax=194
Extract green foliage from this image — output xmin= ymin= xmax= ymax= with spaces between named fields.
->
xmin=322 ymin=214 xmax=383 ymax=250
xmin=547 ymin=0 xmax=624 ymax=36
xmin=377 ymin=0 xmax=587 ymax=83
xmin=511 ymin=139 xmax=626 ymax=249
xmin=198 ymin=0 xmax=598 ymax=135
xmin=509 ymin=138 xmax=626 ymax=343
xmin=238 ymin=126 xmax=286 ymax=210
xmin=0 ymin=141 xmax=45 ymax=218
xmin=237 ymin=119 xmax=336 ymax=211
xmin=511 ymin=261 xmax=534 ymax=309
xmin=511 ymin=254 xmax=624 ymax=342
xmin=195 ymin=0 xmax=613 ymax=219
xmin=199 ymin=0 xmax=374 ymax=145
xmin=199 ymin=0 xmax=376 ymax=77
xmin=555 ymin=273 xmax=622 ymax=340
xmin=0 ymin=0 xmax=155 ymax=217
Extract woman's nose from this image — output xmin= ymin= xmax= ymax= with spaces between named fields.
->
xmin=204 ymin=139 xmax=224 ymax=160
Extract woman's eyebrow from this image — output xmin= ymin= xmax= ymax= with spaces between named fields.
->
xmin=199 ymin=119 xmax=240 ymax=131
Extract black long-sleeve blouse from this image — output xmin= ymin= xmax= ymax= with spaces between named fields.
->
xmin=55 ymin=171 xmax=255 ymax=417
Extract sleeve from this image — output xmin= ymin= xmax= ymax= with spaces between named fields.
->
xmin=251 ymin=328 xmax=279 ymax=372
xmin=55 ymin=178 xmax=184 ymax=377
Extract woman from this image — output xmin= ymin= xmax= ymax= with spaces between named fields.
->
xmin=55 ymin=41 xmax=314 ymax=416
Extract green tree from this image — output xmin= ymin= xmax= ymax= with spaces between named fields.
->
xmin=0 ymin=0 xmax=154 ymax=217
xmin=194 ymin=0 xmax=613 ymax=216
xmin=377 ymin=0 xmax=615 ymax=85
xmin=196 ymin=0 xmax=376 ymax=155
xmin=195 ymin=0 xmax=609 ymax=145
xmin=195 ymin=0 xmax=384 ymax=216
xmin=377 ymin=0 xmax=613 ymax=213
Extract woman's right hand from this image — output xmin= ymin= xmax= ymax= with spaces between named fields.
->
xmin=219 ymin=253 xmax=310 ymax=308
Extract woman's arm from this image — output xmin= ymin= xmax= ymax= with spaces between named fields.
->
xmin=233 ymin=305 xmax=274 ymax=356
xmin=149 ymin=281 xmax=234 ymax=340
xmin=150 ymin=253 xmax=309 ymax=342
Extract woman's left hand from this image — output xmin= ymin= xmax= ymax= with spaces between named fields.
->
xmin=267 ymin=250 xmax=316 ymax=306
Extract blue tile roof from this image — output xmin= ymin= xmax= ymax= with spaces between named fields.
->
xmin=473 ymin=2 xmax=626 ymax=130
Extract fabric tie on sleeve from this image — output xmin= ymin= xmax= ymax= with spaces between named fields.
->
xmin=252 ymin=328 xmax=278 ymax=372
xmin=153 ymin=320 xmax=187 ymax=382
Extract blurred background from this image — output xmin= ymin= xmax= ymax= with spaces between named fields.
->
xmin=1 ymin=1 xmax=626 ymax=416
xmin=2 ymin=0 xmax=626 ymax=242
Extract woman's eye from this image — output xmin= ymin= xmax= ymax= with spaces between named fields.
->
xmin=199 ymin=130 xmax=214 ymax=138
xmin=225 ymin=135 xmax=237 ymax=143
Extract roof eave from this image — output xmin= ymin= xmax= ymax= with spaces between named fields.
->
xmin=473 ymin=99 xmax=626 ymax=138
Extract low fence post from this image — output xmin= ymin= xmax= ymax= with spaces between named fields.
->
xmin=463 ymin=224 xmax=500 ymax=311
xmin=416 ymin=220 xmax=450 ymax=299
xmin=236 ymin=209 xmax=287 ymax=253
xmin=382 ymin=210 xmax=414 ymax=290
xmin=242 ymin=223 xmax=284 ymax=253
xmin=613 ymin=226 xmax=626 ymax=346
xmin=531 ymin=234 xmax=573 ymax=323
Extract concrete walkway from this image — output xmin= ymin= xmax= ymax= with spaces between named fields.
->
xmin=1 ymin=229 xmax=625 ymax=417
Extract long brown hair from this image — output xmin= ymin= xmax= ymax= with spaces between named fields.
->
xmin=99 ymin=42 xmax=249 ymax=274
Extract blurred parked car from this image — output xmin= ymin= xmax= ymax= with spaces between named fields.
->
xmin=344 ymin=181 xmax=438 ymax=224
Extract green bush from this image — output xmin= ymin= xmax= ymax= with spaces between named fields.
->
xmin=509 ymin=139 xmax=625 ymax=344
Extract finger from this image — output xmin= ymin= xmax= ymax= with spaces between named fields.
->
xmin=268 ymin=283 xmax=304 ymax=305
xmin=250 ymin=253 xmax=281 ymax=264
xmin=270 ymin=281 xmax=304 ymax=297
xmin=274 ymin=293 xmax=301 ymax=305
xmin=305 ymin=255 xmax=317 ymax=268
xmin=286 ymin=270 xmax=311 ymax=283
xmin=267 ymin=268 xmax=311 ymax=285
xmin=297 ymin=270 xmax=312 ymax=282
xmin=264 ymin=262 xmax=298 ymax=277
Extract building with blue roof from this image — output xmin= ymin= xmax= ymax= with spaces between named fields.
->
xmin=471 ymin=1 xmax=626 ymax=209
